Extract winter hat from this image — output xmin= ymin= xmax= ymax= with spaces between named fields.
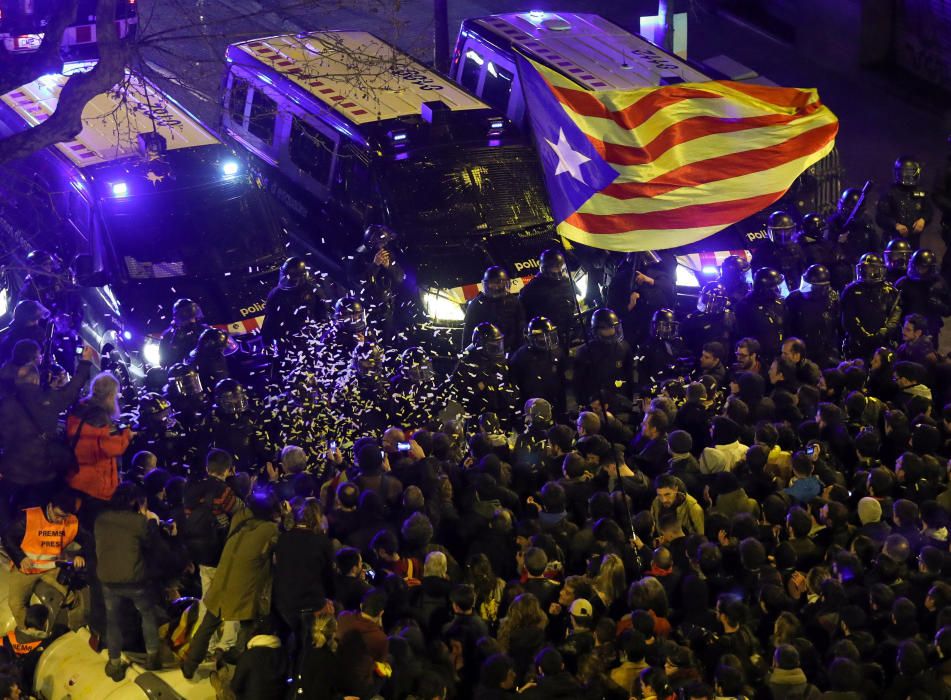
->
xmin=667 ymin=430 xmax=693 ymax=455
xmin=858 ymin=497 xmax=883 ymax=525
xmin=711 ymin=416 xmax=739 ymax=445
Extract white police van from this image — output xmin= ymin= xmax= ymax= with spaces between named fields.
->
xmin=220 ymin=30 xmax=569 ymax=330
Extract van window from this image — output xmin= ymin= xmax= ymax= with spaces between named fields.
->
xmin=68 ymin=191 xmax=91 ymax=237
xmin=460 ymin=49 xmax=483 ymax=92
xmin=289 ymin=117 xmax=335 ymax=184
xmin=482 ymin=63 xmax=514 ymax=111
xmin=229 ymin=76 xmax=250 ymax=126
xmin=248 ymin=88 xmax=277 ymax=144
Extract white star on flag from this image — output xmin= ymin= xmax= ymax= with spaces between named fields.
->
xmin=545 ymin=128 xmax=590 ymax=183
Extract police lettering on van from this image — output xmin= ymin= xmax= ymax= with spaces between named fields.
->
xmin=0 ymin=61 xmax=285 ymax=379
xmin=221 ymin=31 xmax=570 ymax=333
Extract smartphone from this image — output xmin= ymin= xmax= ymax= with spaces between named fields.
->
xmin=806 ymin=444 xmax=817 ymax=457
xmin=397 ymin=441 xmax=411 ymax=452
xmin=74 ymin=344 xmax=85 ymax=356
xmin=329 ymin=440 xmax=338 ymax=452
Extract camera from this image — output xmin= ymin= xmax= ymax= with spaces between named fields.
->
xmin=74 ymin=344 xmax=85 ymax=356
xmin=55 ymin=560 xmax=88 ymax=591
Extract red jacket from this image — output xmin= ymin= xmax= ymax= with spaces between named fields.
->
xmin=66 ymin=414 xmax=131 ymax=501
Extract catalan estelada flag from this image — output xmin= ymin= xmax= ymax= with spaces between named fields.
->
xmin=517 ymin=56 xmax=839 ymax=252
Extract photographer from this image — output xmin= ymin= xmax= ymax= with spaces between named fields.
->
xmin=95 ymin=482 xmax=168 ymax=681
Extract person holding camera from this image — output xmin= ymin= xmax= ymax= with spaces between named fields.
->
xmin=95 ymin=482 xmax=168 ymax=681
xmin=66 ymin=372 xmax=133 ymax=528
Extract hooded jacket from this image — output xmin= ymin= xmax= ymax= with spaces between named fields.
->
xmin=650 ymin=487 xmax=705 ymax=535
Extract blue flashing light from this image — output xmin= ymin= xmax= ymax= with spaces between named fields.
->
xmin=111 ymin=182 xmax=128 ymax=197
xmin=489 ymin=119 xmax=505 ymax=130
xmin=702 ymin=265 xmax=719 ymax=276
xmin=528 ymin=10 xmax=546 ymax=20
xmin=122 ymin=330 xmax=133 ymax=341
xmin=391 ymin=131 xmax=407 ymax=142
xmin=222 ymin=160 xmax=240 ymax=177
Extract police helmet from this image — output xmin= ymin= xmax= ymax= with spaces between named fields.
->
xmin=752 ymin=267 xmax=784 ymax=297
xmin=470 ymin=322 xmax=505 ymax=358
xmin=279 ymin=257 xmax=310 ymax=290
xmin=526 ymin=316 xmax=559 ymax=352
xmin=333 ymin=297 xmax=367 ymax=334
xmin=139 ymin=393 xmax=172 ymax=424
xmin=894 ymin=156 xmax=921 ymax=187
xmin=364 ymin=224 xmax=397 ymax=251
xmin=398 ymin=346 xmax=435 ymax=384
xmin=26 ymin=249 xmax=56 ymax=272
xmin=590 ymin=307 xmax=621 ymax=342
xmin=12 ymin=299 xmax=50 ymax=325
xmin=719 ymin=255 xmax=750 ymax=283
xmin=351 ymin=341 xmax=383 ymax=377
xmin=837 ymin=188 xmax=862 ymax=214
xmin=166 ymin=363 xmax=203 ymax=398
xmin=213 ymin=378 xmax=248 ymax=416
xmin=524 ymin=398 xmax=553 ymax=429
xmin=799 ymin=264 xmax=831 ymax=300
xmin=482 ymin=266 xmax=511 ymax=300
xmin=884 ymin=239 xmax=912 ymax=274
xmin=651 ymin=308 xmax=678 ymax=341
xmin=539 ymin=248 xmax=568 ymax=280
xmin=766 ymin=211 xmax=796 ymax=244
xmin=796 ymin=213 xmax=824 ymax=243
xmin=697 ymin=282 xmax=728 ymax=314
xmin=908 ymin=248 xmax=938 ymax=280
xmin=172 ymin=298 xmax=202 ymax=325
xmin=855 ymin=253 xmax=885 ymax=283
xmin=196 ymin=328 xmax=230 ymax=355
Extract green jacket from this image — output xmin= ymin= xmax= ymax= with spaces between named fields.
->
xmin=651 ymin=491 xmax=705 ymax=535
xmin=94 ymin=510 xmax=155 ymax=585
xmin=204 ymin=508 xmax=279 ymax=621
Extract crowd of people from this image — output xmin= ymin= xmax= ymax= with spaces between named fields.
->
xmin=0 ymin=153 xmax=947 ymax=700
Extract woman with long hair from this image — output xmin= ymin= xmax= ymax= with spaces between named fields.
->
xmin=592 ymin=553 xmax=627 ymax=619
xmin=67 ymin=372 xmax=132 ymax=525
xmin=294 ymin=611 xmax=339 ymax=699
xmin=496 ymin=593 xmax=548 ymax=683
xmin=465 ymin=552 xmax=505 ymax=630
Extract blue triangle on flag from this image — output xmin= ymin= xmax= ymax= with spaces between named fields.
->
xmin=516 ymin=55 xmax=619 ymax=226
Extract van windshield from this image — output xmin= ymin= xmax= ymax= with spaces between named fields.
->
xmin=101 ymin=183 xmax=283 ymax=279
xmin=382 ymin=144 xmax=552 ymax=241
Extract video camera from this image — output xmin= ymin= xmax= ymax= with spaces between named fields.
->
xmin=55 ymin=560 xmax=88 ymax=591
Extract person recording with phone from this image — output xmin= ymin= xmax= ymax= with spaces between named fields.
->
xmin=781 ymin=449 xmax=823 ymax=504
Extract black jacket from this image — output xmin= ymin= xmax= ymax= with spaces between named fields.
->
xmin=463 ymin=293 xmax=525 ymax=352
xmin=520 ymin=671 xmax=581 ymax=700
xmin=273 ymin=528 xmax=335 ymax=617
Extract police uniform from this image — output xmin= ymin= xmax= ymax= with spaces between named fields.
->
xmin=876 ymin=185 xmax=934 ymax=251
xmin=734 ymin=292 xmax=785 ymax=360
xmin=201 ymin=412 xmax=274 ymax=473
xmin=680 ymin=309 xmax=736 ymax=351
xmin=261 ymin=283 xmax=329 ymax=352
xmin=508 ymin=343 xmax=567 ymax=416
xmin=573 ymin=336 xmax=637 ymax=405
xmin=518 ymin=276 xmax=575 ymax=343
xmin=638 ymin=337 xmax=688 ymax=389
xmin=158 ymin=322 xmax=209 ymax=368
xmin=750 ymin=242 xmax=805 ymax=290
xmin=784 ymin=290 xmax=840 ymax=367
xmin=840 ymin=280 xmax=902 ymax=359
xmin=896 ymin=274 xmax=951 ymax=338
xmin=462 ymin=293 xmax=525 ymax=353
xmin=450 ymin=349 xmax=517 ymax=426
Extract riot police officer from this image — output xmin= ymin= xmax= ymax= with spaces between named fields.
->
xmin=933 ymin=137 xmax=951 ymax=276
xmin=718 ymin=255 xmax=751 ymax=307
xmin=0 ymin=300 xmax=50 ymax=365
xmin=883 ymin=239 xmax=913 ymax=285
xmin=829 ymin=186 xmax=880 ymax=259
xmin=462 ymin=266 xmax=525 ymax=353
xmin=735 ymin=268 xmax=786 ymax=360
xmin=129 ymin=393 xmax=193 ymax=475
xmin=750 ymin=211 xmax=805 ymax=289
xmin=333 ymin=341 xmax=391 ymax=433
xmin=164 ymin=363 xmax=206 ymax=432
xmin=451 ymin=322 xmax=516 ymax=427
xmin=186 ymin=328 xmax=233 ymax=390
xmin=620 ymin=251 xmax=676 ymax=346
xmin=795 ymin=213 xmax=834 ymax=269
xmin=508 ymin=316 xmax=567 ymax=416
xmin=784 ymin=264 xmax=840 ymax=367
xmin=320 ymin=297 xmax=368 ymax=361
xmin=202 ymin=378 xmax=273 ymax=473
xmin=518 ymin=249 xmax=577 ymax=344
xmin=639 ymin=308 xmax=688 ymax=387
xmin=389 ymin=346 xmax=445 ymax=426
xmin=573 ymin=308 xmax=636 ymax=405
xmin=896 ymin=249 xmax=951 ymax=339
xmin=158 ymin=299 xmax=210 ymax=368
xmin=840 ymin=253 xmax=902 ymax=359
xmin=680 ymin=282 xmax=736 ymax=350
xmin=354 ymin=225 xmax=411 ymax=341
xmin=876 ymin=156 xmax=934 ymax=250
xmin=261 ymin=257 xmax=329 ymax=354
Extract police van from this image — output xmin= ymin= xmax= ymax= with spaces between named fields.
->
xmin=0 ymin=61 xmax=285 ymax=380
xmin=0 ymin=0 xmax=137 ymax=55
xmin=451 ymin=12 xmax=842 ymax=300
xmin=220 ymin=30 xmax=564 ymax=329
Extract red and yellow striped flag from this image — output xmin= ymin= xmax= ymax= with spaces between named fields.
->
xmin=518 ymin=56 xmax=839 ymax=251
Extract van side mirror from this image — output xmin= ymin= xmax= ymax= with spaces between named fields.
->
xmin=74 ymin=254 xmax=108 ymax=287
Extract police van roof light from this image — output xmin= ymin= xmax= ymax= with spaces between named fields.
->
xmin=488 ymin=117 xmax=505 ymax=136
xmin=137 ymin=131 xmax=167 ymax=158
xmin=111 ymin=182 xmax=129 ymax=197
xmin=388 ymin=129 xmax=408 ymax=145
xmin=528 ymin=10 xmax=546 ymax=20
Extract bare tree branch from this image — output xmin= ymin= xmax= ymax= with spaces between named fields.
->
xmin=0 ymin=0 xmax=79 ymax=95
xmin=0 ymin=0 xmax=127 ymax=164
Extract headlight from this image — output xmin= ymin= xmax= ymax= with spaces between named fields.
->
xmin=143 ymin=337 xmax=162 ymax=367
xmin=422 ymin=291 xmax=465 ymax=322
xmin=676 ymin=265 xmax=700 ymax=288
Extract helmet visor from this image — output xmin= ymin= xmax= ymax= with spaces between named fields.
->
xmin=170 ymin=373 xmax=203 ymax=397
